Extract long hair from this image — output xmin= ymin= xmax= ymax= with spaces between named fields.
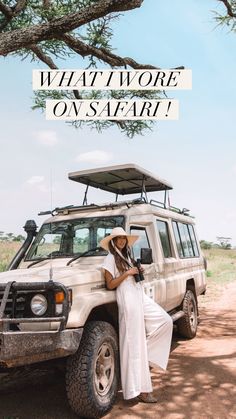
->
xmin=108 ymin=237 xmax=131 ymax=274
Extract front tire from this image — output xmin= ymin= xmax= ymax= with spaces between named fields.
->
xmin=66 ymin=321 xmax=119 ymax=418
xmin=177 ymin=290 xmax=198 ymax=339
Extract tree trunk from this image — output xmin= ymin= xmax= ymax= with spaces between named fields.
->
xmin=0 ymin=0 xmax=143 ymax=56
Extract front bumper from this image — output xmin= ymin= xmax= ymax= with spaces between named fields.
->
xmin=0 ymin=328 xmax=83 ymax=368
xmin=0 ymin=281 xmax=83 ymax=368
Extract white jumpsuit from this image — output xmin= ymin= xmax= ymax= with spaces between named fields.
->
xmin=102 ymin=253 xmax=173 ymax=400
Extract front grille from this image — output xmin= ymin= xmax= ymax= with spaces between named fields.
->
xmin=0 ymin=281 xmax=70 ymax=332
xmin=0 ymin=290 xmax=27 ymax=318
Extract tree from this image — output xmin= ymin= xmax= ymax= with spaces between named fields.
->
xmin=13 ymin=234 xmax=25 ymax=242
xmin=214 ymin=0 xmax=236 ymax=31
xmin=200 ymin=240 xmax=214 ymax=250
xmin=0 ymin=231 xmax=25 ymax=241
xmin=216 ymin=236 xmax=232 ymax=249
xmin=0 ymin=0 xmax=180 ymax=138
xmin=6 ymin=232 xmax=14 ymax=241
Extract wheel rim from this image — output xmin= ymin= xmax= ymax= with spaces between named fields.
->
xmin=94 ymin=342 xmax=115 ymax=396
xmin=188 ymin=298 xmax=197 ymax=331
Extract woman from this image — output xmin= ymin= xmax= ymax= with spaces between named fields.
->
xmin=100 ymin=227 xmax=173 ymax=403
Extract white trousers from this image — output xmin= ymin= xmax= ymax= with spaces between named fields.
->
xmin=116 ymin=276 xmax=173 ymax=400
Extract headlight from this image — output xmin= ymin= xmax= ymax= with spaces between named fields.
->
xmin=30 ymin=294 xmax=48 ymax=316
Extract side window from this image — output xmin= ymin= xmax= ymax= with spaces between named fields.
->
xmin=73 ymin=228 xmax=90 ymax=253
xmin=188 ymin=224 xmax=199 ymax=256
xmin=178 ymin=223 xmax=193 ymax=257
xmin=130 ymin=227 xmax=150 ymax=260
xmin=172 ymin=221 xmax=199 ymax=258
xmin=156 ymin=220 xmax=172 ymax=258
xmin=96 ymin=227 xmax=113 ymax=246
xmin=172 ymin=222 xmax=184 ymax=257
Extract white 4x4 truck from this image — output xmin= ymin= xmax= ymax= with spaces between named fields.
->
xmin=0 ymin=164 xmax=206 ymax=418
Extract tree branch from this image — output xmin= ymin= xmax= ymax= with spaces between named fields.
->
xmin=30 ymin=43 xmax=82 ymax=99
xmin=0 ymin=2 xmax=13 ymax=31
xmin=29 ymin=44 xmax=57 ymax=69
xmin=0 ymin=2 xmax=12 ymax=18
xmin=218 ymin=0 xmax=236 ymax=17
xmin=60 ymin=33 xmax=184 ymax=69
xmin=0 ymin=0 xmax=27 ymax=32
xmin=14 ymin=0 xmax=28 ymax=14
xmin=60 ymin=33 xmax=132 ymax=67
xmin=42 ymin=0 xmax=52 ymax=9
xmin=0 ymin=0 xmax=143 ymax=56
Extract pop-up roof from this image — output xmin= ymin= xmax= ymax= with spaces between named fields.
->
xmin=68 ymin=164 xmax=172 ymax=195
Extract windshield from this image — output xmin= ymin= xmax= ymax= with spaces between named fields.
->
xmin=25 ymin=216 xmax=124 ymax=261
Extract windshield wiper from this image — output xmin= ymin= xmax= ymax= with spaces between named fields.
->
xmin=27 ymin=252 xmax=73 ymax=268
xmin=66 ymin=246 xmax=103 ymax=266
xmin=27 ymin=257 xmax=52 ymax=268
xmin=27 ymin=247 xmax=104 ymax=268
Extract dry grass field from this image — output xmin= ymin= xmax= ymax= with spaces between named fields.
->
xmin=0 ymin=241 xmax=21 ymax=272
xmin=201 ymin=247 xmax=236 ymax=302
xmin=0 ymin=242 xmax=235 ymax=289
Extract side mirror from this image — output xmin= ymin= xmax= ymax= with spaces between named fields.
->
xmin=140 ymin=248 xmax=153 ymax=264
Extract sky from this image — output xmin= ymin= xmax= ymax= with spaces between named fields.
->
xmin=0 ymin=0 xmax=236 ymax=246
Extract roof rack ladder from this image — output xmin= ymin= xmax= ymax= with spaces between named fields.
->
xmin=83 ymin=184 xmax=89 ymax=206
xmin=164 ymin=189 xmax=167 ymax=208
xmin=140 ymin=176 xmax=148 ymax=203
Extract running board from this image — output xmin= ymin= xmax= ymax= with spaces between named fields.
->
xmin=170 ymin=310 xmax=185 ymax=322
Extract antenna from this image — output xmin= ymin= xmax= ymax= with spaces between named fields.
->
xmin=49 ymin=169 xmax=53 ymax=281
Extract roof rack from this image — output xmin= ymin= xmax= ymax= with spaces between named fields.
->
xmin=68 ymin=163 xmax=172 ymax=206
xmin=38 ymin=165 xmax=192 ymax=217
xmin=38 ymin=198 xmax=148 ymax=216
xmin=38 ymin=198 xmax=192 ymax=218
xmin=149 ymin=200 xmax=191 ymax=216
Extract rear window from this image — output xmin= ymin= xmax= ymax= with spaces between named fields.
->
xmin=172 ymin=221 xmax=199 ymax=258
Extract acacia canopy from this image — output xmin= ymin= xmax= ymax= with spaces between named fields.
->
xmin=215 ymin=0 xmax=236 ymax=30
xmin=0 ymin=0 xmax=234 ymax=137
xmin=0 ymin=0 xmax=168 ymax=137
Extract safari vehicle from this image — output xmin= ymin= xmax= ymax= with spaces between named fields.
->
xmin=0 ymin=164 xmax=206 ymax=418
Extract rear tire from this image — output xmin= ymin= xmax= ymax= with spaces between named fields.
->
xmin=177 ymin=290 xmax=198 ymax=339
xmin=66 ymin=321 xmax=119 ymax=418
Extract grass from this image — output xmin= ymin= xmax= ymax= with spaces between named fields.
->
xmin=203 ymin=248 xmax=236 ymax=284
xmin=0 ymin=242 xmax=21 ymax=272
xmin=1 ymin=243 xmax=236 ymax=292
xmin=201 ymin=247 xmax=236 ymax=302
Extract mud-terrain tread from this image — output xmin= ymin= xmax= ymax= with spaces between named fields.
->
xmin=177 ymin=290 xmax=198 ymax=339
xmin=66 ymin=321 xmax=119 ymax=419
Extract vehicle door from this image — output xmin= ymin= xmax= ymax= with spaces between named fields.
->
xmin=156 ymin=218 xmax=180 ymax=310
xmin=129 ymin=224 xmax=167 ymax=308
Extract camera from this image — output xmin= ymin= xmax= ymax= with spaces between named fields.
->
xmin=133 ymin=258 xmax=145 ymax=283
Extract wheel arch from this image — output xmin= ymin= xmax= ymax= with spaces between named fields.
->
xmin=186 ymin=278 xmax=199 ymax=315
xmin=86 ymin=302 xmax=119 ymax=332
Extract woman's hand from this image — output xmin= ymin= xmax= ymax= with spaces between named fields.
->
xmin=127 ymin=267 xmax=139 ymax=276
xmin=105 ymin=267 xmax=137 ymax=290
xmin=104 ymin=266 xmax=141 ymax=290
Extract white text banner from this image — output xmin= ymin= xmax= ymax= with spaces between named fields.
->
xmin=46 ymin=99 xmax=179 ymax=120
xmin=33 ymin=69 xmax=191 ymax=91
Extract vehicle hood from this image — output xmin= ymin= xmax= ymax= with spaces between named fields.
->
xmin=0 ymin=258 xmax=104 ymax=288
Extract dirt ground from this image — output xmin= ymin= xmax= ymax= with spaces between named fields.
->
xmin=0 ymin=281 xmax=236 ymax=419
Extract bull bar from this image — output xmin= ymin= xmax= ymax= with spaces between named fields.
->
xmin=0 ymin=281 xmax=83 ymax=368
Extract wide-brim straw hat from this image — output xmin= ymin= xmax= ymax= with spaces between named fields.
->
xmin=99 ymin=227 xmax=139 ymax=251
